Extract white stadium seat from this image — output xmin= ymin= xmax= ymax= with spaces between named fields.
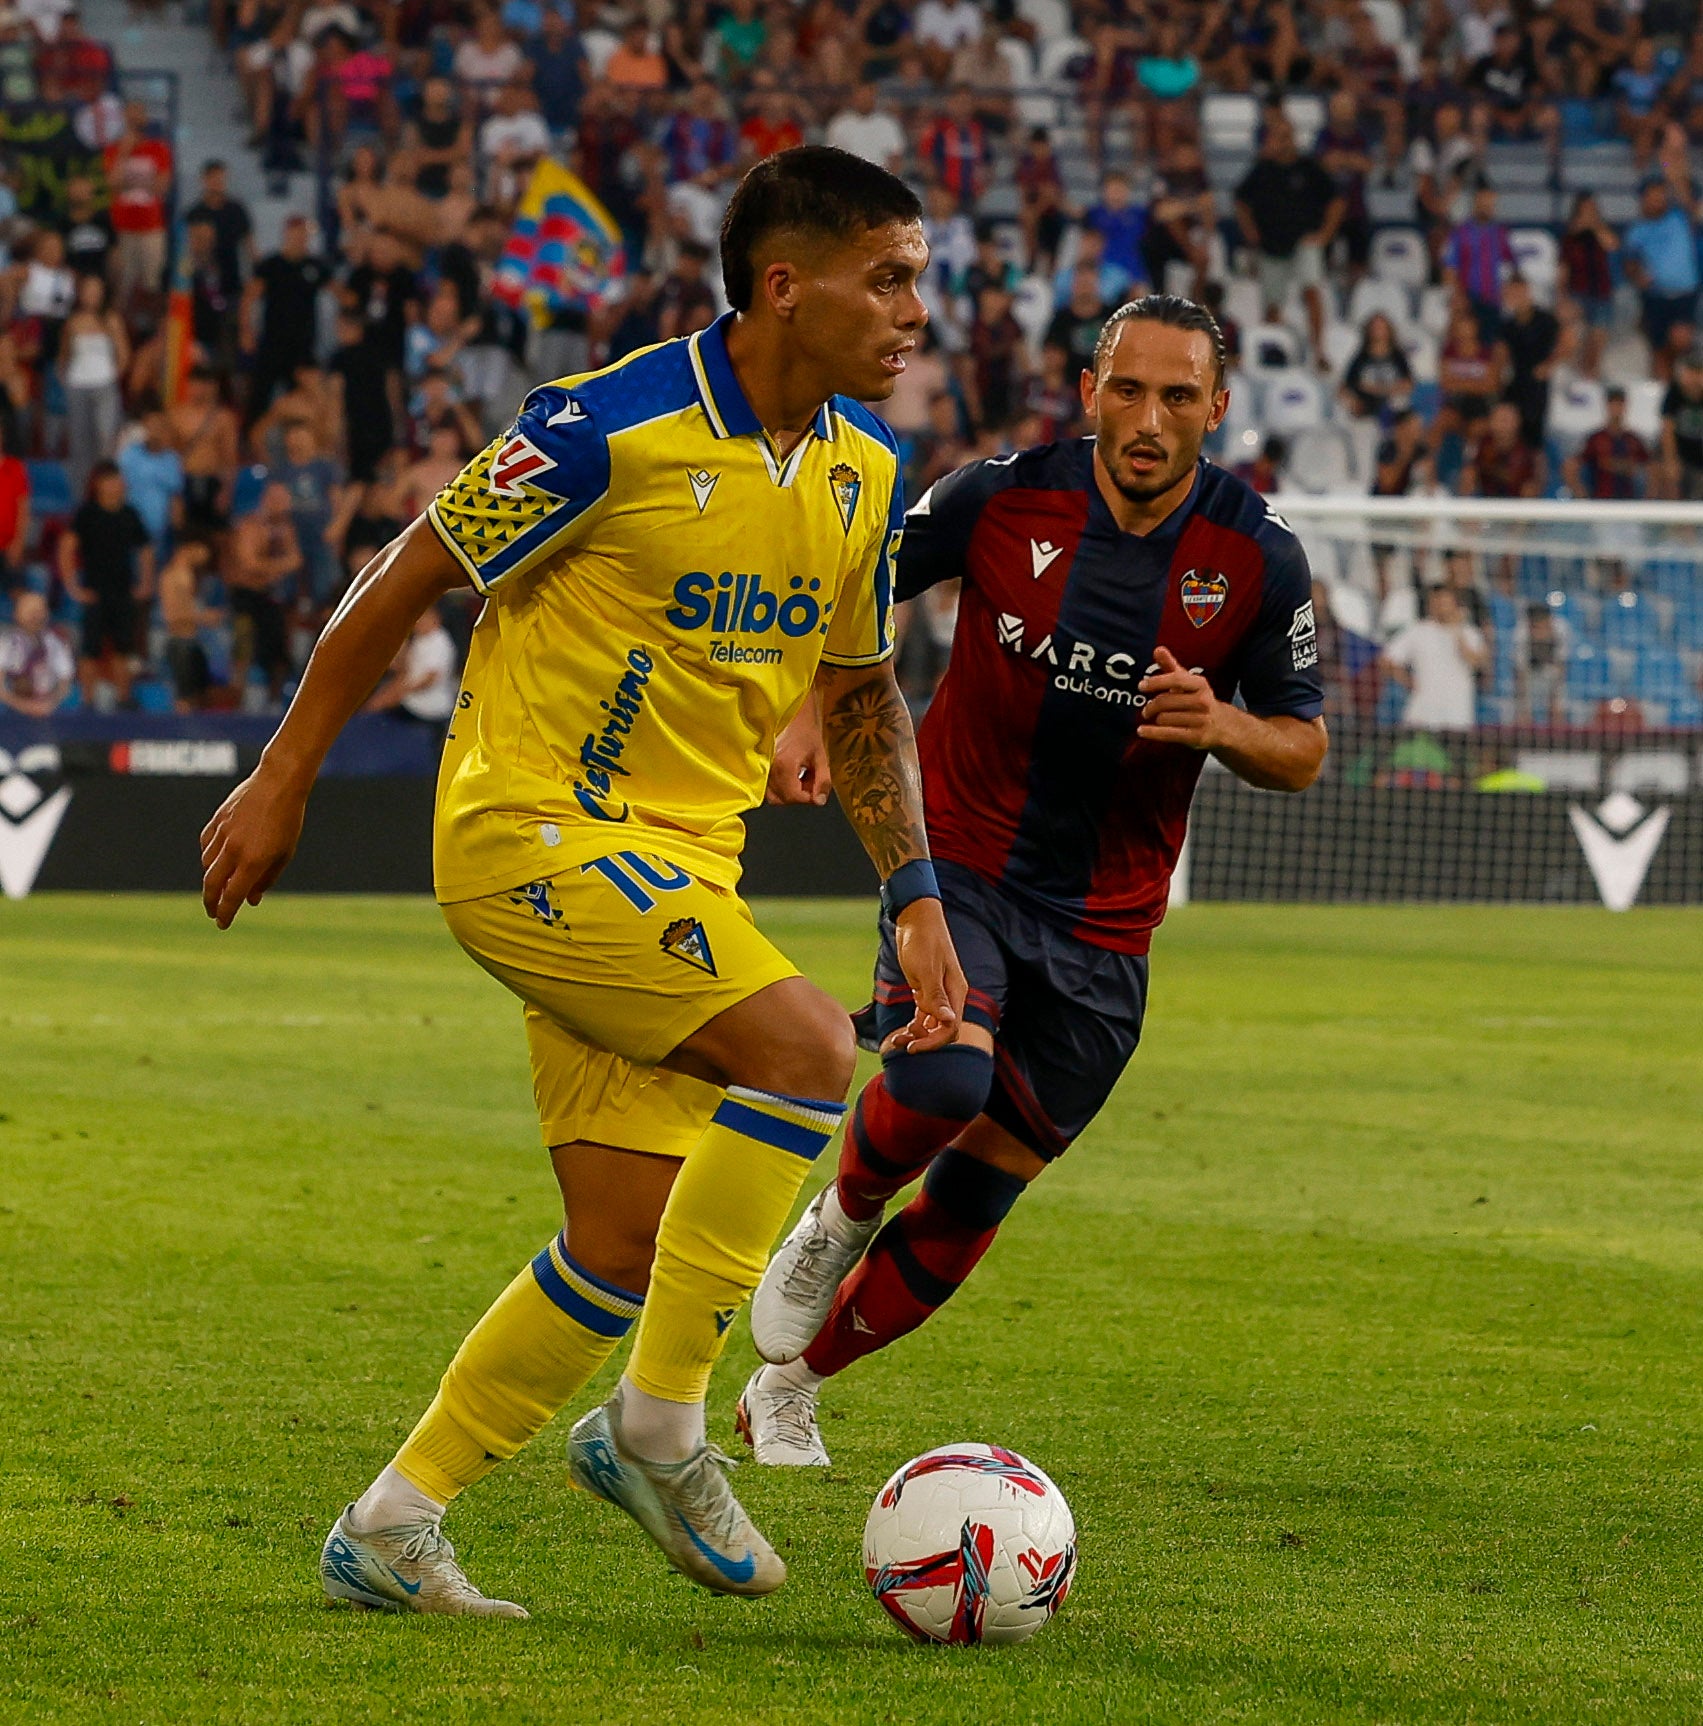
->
xmin=1370 ymin=227 xmax=1429 ymax=291
xmin=1362 ymin=0 xmax=1408 ymax=46
xmin=1509 ymin=227 xmax=1560 ymax=304
xmin=1547 ymin=377 xmax=1608 ymax=450
xmin=1624 ymin=379 xmax=1665 ymax=439
xmin=1346 ymin=275 xmax=1415 ymax=338
xmin=1246 ymin=318 xmax=1307 ymax=376
xmin=1282 ymin=92 xmax=1325 ymax=150
xmin=1264 ymin=373 xmax=1327 ymax=433
xmin=1287 ymin=425 xmax=1356 ymax=493
xmin=1203 ymin=92 xmax=1260 ymax=153
xmin=1322 ymin=320 xmax=1361 ymax=379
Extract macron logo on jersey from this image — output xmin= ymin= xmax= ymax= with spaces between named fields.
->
xmin=489 ymin=434 xmax=558 ymax=498
xmin=546 ymin=397 xmax=587 ymax=427
xmin=1030 ymin=539 xmax=1063 ymax=580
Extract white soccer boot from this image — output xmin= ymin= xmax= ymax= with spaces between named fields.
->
xmin=319 ymin=1508 xmax=529 ymax=1617
xmin=736 ymin=1365 xmax=830 ymax=1468
xmin=750 ymin=1186 xmax=881 ymax=1365
xmin=566 ymin=1387 xmax=785 ymax=1597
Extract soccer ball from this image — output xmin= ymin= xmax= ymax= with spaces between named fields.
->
xmin=863 ymin=1444 xmax=1076 ymax=1646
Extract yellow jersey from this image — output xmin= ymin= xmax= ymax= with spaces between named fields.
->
xmin=426 ymin=312 xmax=904 ymax=905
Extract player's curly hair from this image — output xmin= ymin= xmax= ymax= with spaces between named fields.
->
xmin=719 ymin=146 xmax=923 ymax=314
xmin=1093 ymin=295 xmax=1229 ymax=390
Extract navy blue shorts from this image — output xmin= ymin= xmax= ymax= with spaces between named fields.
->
xmin=871 ymin=861 xmax=1149 ymax=1160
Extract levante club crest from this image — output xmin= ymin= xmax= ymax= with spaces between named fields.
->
xmin=1179 ymin=568 xmax=1228 ymax=627
xmin=829 ymin=462 xmax=861 ymax=534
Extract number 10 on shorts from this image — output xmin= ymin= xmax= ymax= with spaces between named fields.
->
xmin=582 ymin=852 xmax=694 ymax=913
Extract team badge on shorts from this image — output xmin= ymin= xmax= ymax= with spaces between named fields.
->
xmin=509 ymin=880 xmax=566 ymax=927
xmin=660 ymin=916 xmax=717 ymax=975
xmin=1179 ymin=568 xmax=1228 ymax=627
xmin=828 ymin=462 xmax=862 ymax=535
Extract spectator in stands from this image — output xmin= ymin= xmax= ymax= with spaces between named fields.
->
xmin=601 ymin=19 xmax=667 ymax=92
xmin=1559 ymin=193 xmax=1619 ymax=381
xmin=1083 ymin=171 xmax=1149 ymax=296
xmin=184 ymin=160 xmax=254 ymax=308
xmin=1660 ymin=349 xmax=1703 ymax=500
xmin=1444 ymin=184 xmax=1515 ymax=336
xmin=103 ymin=99 xmax=172 ymax=312
xmin=243 ymin=215 xmax=331 ymax=417
xmin=1623 ymin=171 xmax=1700 ymax=382
xmin=57 ymin=461 xmax=153 ymax=708
xmin=1339 ymin=313 xmax=1413 ymax=420
xmin=1612 ymin=36 xmax=1667 ymax=169
xmin=116 ymin=411 xmax=185 ymax=557
xmin=1462 ymin=400 xmax=1544 ymax=499
xmin=912 ymin=0 xmax=982 ymax=83
xmin=1465 ymin=22 xmax=1558 ymax=155
xmin=156 ymin=538 xmax=220 ymax=712
xmin=1412 ymin=103 xmax=1482 ymax=273
xmin=1512 ymin=600 xmax=1570 ymax=726
xmin=1046 ymin=264 xmax=1113 ymax=382
xmin=920 ymin=86 xmax=992 ymax=211
xmin=59 ymin=174 xmax=114 ymax=284
xmin=365 ymin=601 xmax=460 ymax=729
xmin=1497 ymin=275 xmax=1560 ymax=449
xmin=186 ymin=213 xmax=241 ymax=377
xmin=1384 ymin=583 xmax=1488 ymax=731
xmin=0 ymin=432 xmax=28 ymax=592
xmin=0 ymin=589 xmax=74 ymax=717
xmin=739 ymin=71 xmax=805 ymax=163
xmin=1436 ymin=306 xmax=1505 ymax=440
xmin=36 ymin=7 xmax=112 ymax=102
xmin=166 ymin=367 xmax=241 ymax=540
xmin=272 ymin=420 xmax=343 ymax=604
xmin=59 ymin=272 xmax=127 ymax=501
xmin=1316 ymin=90 xmax=1375 ymax=286
xmin=1566 ymin=386 xmax=1652 ymax=499
xmin=406 ymin=77 xmax=472 ymax=198
xmin=1234 ymin=112 xmax=1344 ymax=363
xmin=226 ymin=480 xmax=300 ymax=705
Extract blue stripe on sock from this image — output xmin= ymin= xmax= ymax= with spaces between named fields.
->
xmin=531 ymin=1246 xmax=637 ymax=1337
xmin=712 ymin=1097 xmax=836 ymax=1160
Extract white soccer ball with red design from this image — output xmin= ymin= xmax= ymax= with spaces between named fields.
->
xmin=862 ymin=1444 xmax=1076 ymax=1645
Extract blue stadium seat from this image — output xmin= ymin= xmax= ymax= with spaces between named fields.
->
xmin=1567 ymin=642 xmax=1612 ymax=701
xmin=229 ymin=465 xmax=270 ymax=519
xmin=1636 ymin=646 xmax=1689 ymax=702
xmin=133 ymin=679 xmax=176 ymax=714
xmin=26 ymin=461 xmax=74 ymax=518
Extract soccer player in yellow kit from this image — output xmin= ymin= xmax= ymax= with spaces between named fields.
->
xmin=199 ymin=148 xmax=966 ymax=1615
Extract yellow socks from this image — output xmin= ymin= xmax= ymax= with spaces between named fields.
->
xmin=391 ymin=1231 xmax=644 ymax=1505
xmin=627 ymin=1086 xmax=846 ymax=1407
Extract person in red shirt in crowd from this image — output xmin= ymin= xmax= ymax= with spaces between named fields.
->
xmin=0 ymin=438 xmax=29 ymax=592
xmin=738 ymin=70 xmax=804 ymax=162
xmin=1564 ymin=387 xmax=1653 ymax=499
xmin=1462 ymin=400 xmax=1544 ymax=498
xmin=919 ymin=85 xmax=990 ymax=211
xmin=34 ymin=7 xmax=115 ymax=104
xmin=103 ymin=100 xmax=173 ymax=311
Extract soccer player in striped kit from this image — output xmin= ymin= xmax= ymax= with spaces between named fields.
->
xmin=742 ymin=295 xmax=1329 ymax=1463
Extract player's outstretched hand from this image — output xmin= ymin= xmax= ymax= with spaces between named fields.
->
xmin=200 ymin=768 xmax=309 ymax=929
xmin=1136 ymin=646 xmax=1224 ymax=750
xmin=765 ymin=708 xmax=832 ymax=806
xmin=889 ymin=897 xmax=968 ymax=1053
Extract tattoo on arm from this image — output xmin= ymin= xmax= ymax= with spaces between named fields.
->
xmin=819 ymin=668 xmax=929 ymax=880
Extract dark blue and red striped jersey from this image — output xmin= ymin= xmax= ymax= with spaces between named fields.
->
xmin=898 ymin=438 xmax=1323 ymax=954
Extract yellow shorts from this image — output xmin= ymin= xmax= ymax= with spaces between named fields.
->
xmin=440 ymin=850 xmax=799 ymax=1157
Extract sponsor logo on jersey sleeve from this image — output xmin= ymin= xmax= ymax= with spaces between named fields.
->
xmin=1289 ymin=599 xmax=1319 ymax=669
xmin=489 ymin=433 xmax=559 ymax=498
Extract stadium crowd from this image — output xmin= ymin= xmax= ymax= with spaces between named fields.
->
xmin=2 ymin=0 xmax=1703 ymax=731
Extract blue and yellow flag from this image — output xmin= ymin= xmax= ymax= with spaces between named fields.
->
xmin=493 ymin=159 xmax=626 ymax=329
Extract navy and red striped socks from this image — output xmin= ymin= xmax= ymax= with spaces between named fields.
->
xmin=837 ymin=1044 xmax=993 ymax=1221
xmin=804 ymin=1146 xmax=1027 ymax=1378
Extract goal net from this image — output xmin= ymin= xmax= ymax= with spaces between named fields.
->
xmin=1175 ymin=495 xmax=1703 ymax=911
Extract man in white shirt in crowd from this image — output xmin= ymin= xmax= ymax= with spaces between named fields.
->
xmin=913 ymin=0 xmax=982 ymax=80
xmin=365 ymin=602 xmax=459 ymax=727
xmin=1383 ymin=583 xmax=1487 ymax=730
xmin=824 ymin=83 xmax=907 ymax=173
xmin=0 ymin=590 xmax=75 ymax=718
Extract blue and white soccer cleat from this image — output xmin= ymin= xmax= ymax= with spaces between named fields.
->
xmin=319 ymin=1508 xmax=530 ymax=1618
xmin=736 ymin=1365 xmax=831 ymax=1468
xmin=566 ymin=1389 xmax=786 ymax=1596
xmin=750 ymin=1186 xmax=881 ymax=1365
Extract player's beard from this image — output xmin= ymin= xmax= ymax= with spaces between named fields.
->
xmin=1098 ymin=427 xmax=1201 ymax=504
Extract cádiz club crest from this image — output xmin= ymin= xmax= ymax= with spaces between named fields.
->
xmin=1179 ymin=568 xmax=1228 ymax=627
xmin=828 ymin=462 xmax=862 ymax=535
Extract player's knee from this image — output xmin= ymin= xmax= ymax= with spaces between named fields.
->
xmin=562 ymin=1221 xmax=655 ymax=1298
xmin=880 ymin=1043 xmax=995 ymax=1124
xmin=922 ymin=1144 xmax=1029 ymax=1230
xmin=756 ymin=985 xmax=858 ymax=1100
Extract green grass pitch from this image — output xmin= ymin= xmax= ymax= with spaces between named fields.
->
xmin=3 ymin=894 xmax=1703 ymax=1724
